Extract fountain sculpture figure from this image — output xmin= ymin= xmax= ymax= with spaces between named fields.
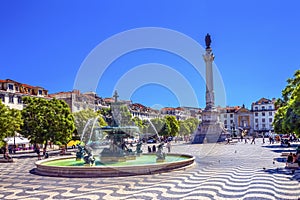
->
xmin=156 ymin=143 xmax=166 ymax=162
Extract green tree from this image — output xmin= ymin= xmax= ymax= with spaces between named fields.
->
xmin=132 ymin=116 xmax=144 ymax=131
xmin=185 ymin=118 xmax=199 ymax=135
xmin=179 ymin=120 xmax=190 ymax=136
xmin=283 ymin=84 xmax=300 ymax=135
xmin=150 ymin=118 xmax=165 ymax=135
xmin=164 ymin=115 xmax=179 ymax=136
xmin=0 ymin=101 xmax=10 ymax=146
xmin=73 ymin=109 xmax=107 ymax=136
xmin=0 ymin=102 xmax=23 ymax=147
xmin=97 ymin=107 xmax=113 ymax=125
xmin=73 ymin=109 xmax=107 ymax=143
xmin=21 ymin=97 xmax=75 ymax=151
xmin=7 ymin=108 xmax=23 ymax=138
xmin=273 ymin=70 xmax=300 ymax=136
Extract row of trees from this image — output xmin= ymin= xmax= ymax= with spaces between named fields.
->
xmin=0 ymin=96 xmax=200 ymax=150
xmin=273 ymin=70 xmax=300 ymax=136
xmin=126 ymin=115 xmax=198 ymax=138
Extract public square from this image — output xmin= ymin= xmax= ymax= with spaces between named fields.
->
xmin=0 ymin=140 xmax=299 ymax=200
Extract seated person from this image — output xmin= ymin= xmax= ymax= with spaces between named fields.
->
xmin=4 ymin=152 xmax=12 ymax=160
xmin=292 ymin=153 xmax=297 ymax=163
xmin=287 ymin=153 xmax=293 ymax=163
xmin=296 ymin=145 xmax=300 ymax=154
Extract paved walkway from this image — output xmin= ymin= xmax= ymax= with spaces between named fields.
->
xmin=0 ymin=140 xmax=299 ymax=200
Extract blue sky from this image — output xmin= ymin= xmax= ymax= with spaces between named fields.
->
xmin=0 ymin=1 xmax=299 ymax=109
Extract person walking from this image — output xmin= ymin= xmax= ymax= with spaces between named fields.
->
xmin=36 ymin=145 xmax=41 ymax=160
xmin=152 ymin=145 xmax=156 ymax=153
xmin=166 ymin=142 xmax=171 ymax=153
xmin=251 ymin=135 xmax=256 ymax=144
xmin=251 ymin=132 xmax=257 ymax=144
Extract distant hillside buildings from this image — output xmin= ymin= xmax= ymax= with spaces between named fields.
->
xmin=0 ymin=78 xmax=278 ymax=135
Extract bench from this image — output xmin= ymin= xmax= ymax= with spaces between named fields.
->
xmin=286 ymin=162 xmax=299 ymax=169
xmin=281 ymin=152 xmax=291 ymax=157
xmin=281 ymin=152 xmax=296 ymax=157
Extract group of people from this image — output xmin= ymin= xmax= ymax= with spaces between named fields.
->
xmin=2 ymin=145 xmax=12 ymax=160
xmin=148 ymin=142 xmax=171 ymax=153
xmin=286 ymin=145 xmax=300 ymax=167
xmin=34 ymin=145 xmax=48 ymax=160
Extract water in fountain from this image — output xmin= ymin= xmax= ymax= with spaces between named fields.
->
xmin=78 ymin=115 xmax=109 ymax=156
xmin=80 ymin=118 xmax=93 ymax=142
xmin=147 ymin=118 xmax=162 ymax=143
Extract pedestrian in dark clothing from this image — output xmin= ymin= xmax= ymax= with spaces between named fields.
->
xmin=152 ymin=145 xmax=156 ymax=153
xmin=251 ymin=135 xmax=256 ymax=144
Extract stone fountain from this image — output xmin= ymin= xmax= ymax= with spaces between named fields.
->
xmin=34 ymin=91 xmax=194 ymax=177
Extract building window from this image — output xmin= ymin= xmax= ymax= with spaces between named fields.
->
xmin=8 ymin=84 xmax=14 ymax=91
xmin=38 ymin=90 xmax=43 ymax=95
xmin=262 ymin=118 xmax=265 ymax=123
xmin=262 ymin=124 xmax=266 ymax=128
xmin=255 ymin=119 xmax=258 ymax=123
xmin=224 ymin=114 xmax=227 ymax=118
xmin=262 ymin=112 xmax=265 ymax=116
xmin=0 ymin=94 xmax=4 ymax=103
xmin=269 ymin=106 xmax=272 ymax=110
xmin=269 ymin=112 xmax=272 ymax=116
xmin=254 ymin=106 xmax=258 ymax=110
xmin=262 ymin=106 xmax=265 ymax=110
xmin=15 ymin=86 xmax=19 ymax=92
xmin=224 ymin=120 xmax=227 ymax=124
xmin=230 ymin=120 xmax=233 ymax=124
xmin=17 ymin=96 xmax=22 ymax=104
xmin=9 ymin=95 xmax=14 ymax=103
xmin=269 ymin=118 xmax=272 ymax=123
xmin=255 ymin=112 xmax=258 ymax=117
xmin=230 ymin=114 xmax=233 ymax=118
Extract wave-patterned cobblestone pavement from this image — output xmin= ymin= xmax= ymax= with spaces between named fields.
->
xmin=0 ymin=141 xmax=299 ymax=200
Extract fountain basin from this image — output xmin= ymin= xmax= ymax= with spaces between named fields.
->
xmin=34 ymin=154 xmax=195 ymax=177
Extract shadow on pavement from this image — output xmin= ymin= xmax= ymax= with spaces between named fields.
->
xmin=263 ymin=168 xmax=300 ymax=183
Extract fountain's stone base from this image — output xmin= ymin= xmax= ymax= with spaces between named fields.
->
xmin=156 ymin=158 xmax=165 ymax=162
xmin=34 ymin=154 xmax=195 ymax=178
xmin=127 ymin=155 xmax=136 ymax=160
xmin=100 ymin=155 xmax=137 ymax=162
xmin=100 ymin=156 xmax=127 ymax=163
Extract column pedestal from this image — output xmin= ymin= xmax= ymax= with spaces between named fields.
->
xmin=192 ymin=109 xmax=225 ymax=143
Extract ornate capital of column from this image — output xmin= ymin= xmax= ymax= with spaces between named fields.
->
xmin=203 ymin=48 xmax=214 ymax=62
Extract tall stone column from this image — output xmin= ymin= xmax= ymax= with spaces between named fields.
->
xmin=204 ymin=47 xmax=215 ymax=111
xmin=192 ymin=34 xmax=225 ymax=144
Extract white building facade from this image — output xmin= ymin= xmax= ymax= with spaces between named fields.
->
xmin=0 ymin=79 xmax=48 ymax=110
xmin=251 ymin=98 xmax=276 ymax=133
